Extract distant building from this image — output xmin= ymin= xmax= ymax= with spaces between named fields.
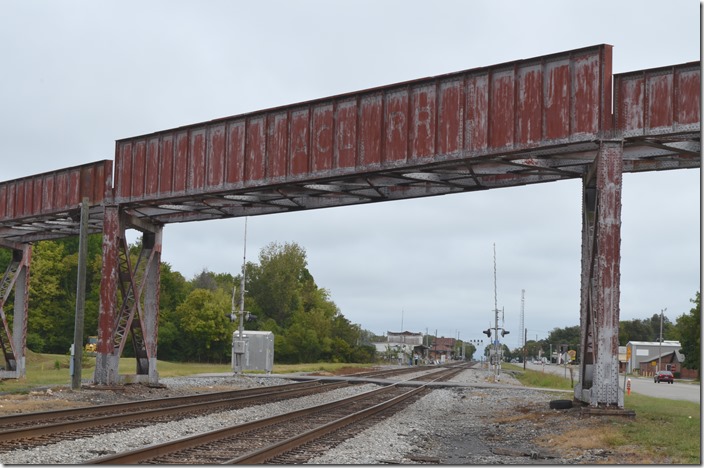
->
xmin=387 ymin=331 xmax=424 ymax=346
xmin=625 ymin=341 xmax=682 ymax=374
xmin=618 ymin=346 xmax=628 ymax=373
xmin=375 ymin=331 xmax=428 ymax=364
xmin=429 ymin=337 xmax=456 ymax=363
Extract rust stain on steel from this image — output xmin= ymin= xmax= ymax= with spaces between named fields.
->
xmin=592 ymin=141 xmax=623 ymax=406
xmin=578 ymin=141 xmax=624 ymax=407
xmin=0 ymin=161 xmax=112 ymax=223
xmin=614 ymin=62 xmax=700 ymax=136
xmin=97 ymin=205 xmax=120 ymax=356
xmin=113 ymin=45 xmax=613 ymax=205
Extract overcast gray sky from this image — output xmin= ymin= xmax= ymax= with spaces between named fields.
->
xmin=1 ymin=0 xmax=700 ymax=349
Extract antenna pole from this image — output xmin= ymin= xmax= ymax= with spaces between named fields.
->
xmin=238 ymin=217 xmax=248 ymax=340
xmin=233 ymin=218 xmax=249 ymax=375
xmin=493 ymin=243 xmax=500 ymax=381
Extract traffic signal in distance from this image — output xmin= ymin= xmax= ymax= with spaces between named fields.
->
xmin=483 ymin=329 xmax=491 ymax=337
xmin=501 ymin=329 xmax=510 ymax=337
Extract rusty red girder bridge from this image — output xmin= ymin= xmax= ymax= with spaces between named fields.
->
xmin=0 ymin=44 xmax=699 ymax=408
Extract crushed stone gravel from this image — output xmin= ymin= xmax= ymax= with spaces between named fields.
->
xmin=0 ymin=367 xmax=617 ymax=464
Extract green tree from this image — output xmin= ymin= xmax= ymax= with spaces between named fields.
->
xmin=619 ymin=314 xmax=674 ymax=345
xmin=27 ymin=240 xmax=73 ymax=353
xmin=522 ymin=339 xmax=545 ymax=361
xmin=189 ymin=268 xmax=234 ymax=293
xmin=176 ymin=288 xmax=234 ymax=362
xmin=7 ymin=235 xmax=375 ymax=366
xmin=246 ymin=242 xmax=309 ymax=326
xmin=157 ymin=262 xmax=192 ymax=361
xmin=546 ymin=325 xmax=581 ymax=354
xmin=675 ymin=292 xmax=700 ymax=374
xmin=57 ymin=234 xmax=104 ymax=347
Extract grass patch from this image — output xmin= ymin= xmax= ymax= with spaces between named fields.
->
xmin=618 ymin=393 xmax=700 ymax=464
xmin=502 ymin=363 xmax=575 ymax=390
xmin=502 ymin=363 xmax=700 ymax=464
xmin=547 ymin=395 xmax=701 ymax=464
xmin=0 ymin=351 xmax=376 ymax=394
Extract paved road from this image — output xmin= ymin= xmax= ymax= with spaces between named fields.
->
xmin=520 ymin=362 xmax=700 ymax=403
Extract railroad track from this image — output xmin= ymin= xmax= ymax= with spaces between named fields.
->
xmin=0 ymin=364 xmax=469 ymax=462
xmin=339 ymin=364 xmax=439 ymax=378
xmin=86 ymin=366 xmax=466 ymax=464
xmin=0 ymin=380 xmax=349 ymax=454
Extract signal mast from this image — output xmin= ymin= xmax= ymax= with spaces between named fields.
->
xmin=230 ymin=218 xmax=249 ymax=374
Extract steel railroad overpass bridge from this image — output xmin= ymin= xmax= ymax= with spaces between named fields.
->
xmin=0 ymin=44 xmax=699 ymax=408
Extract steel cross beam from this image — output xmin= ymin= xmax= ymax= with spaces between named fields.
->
xmin=575 ymin=140 xmax=624 ymax=407
xmin=0 ymin=242 xmax=31 ymax=378
xmin=94 ymin=205 xmax=162 ymax=386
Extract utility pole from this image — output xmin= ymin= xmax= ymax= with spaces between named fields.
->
xmin=232 ymin=218 xmax=249 ymax=375
xmin=434 ymin=329 xmax=438 ymax=363
xmin=519 ymin=289 xmax=525 ymax=349
xmin=658 ymin=308 xmax=666 ymax=372
xmin=238 ymin=218 xmax=248 ymax=342
xmin=71 ymin=198 xmax=89 ymax=390
xmin=493 ymin=243 xmax=500 ymax=381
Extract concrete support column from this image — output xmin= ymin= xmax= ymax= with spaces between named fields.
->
xmin=575 ymin=140 xmax=624 ymax=408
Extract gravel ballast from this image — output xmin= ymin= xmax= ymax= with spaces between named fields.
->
xmin=1 ymin=368 xmax=613 ymax=464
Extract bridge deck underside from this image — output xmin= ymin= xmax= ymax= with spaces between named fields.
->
xmin=0 ymin=136 xmax=698 ymax=244
xmin=118 ymin=135 xmax=698 ymax=226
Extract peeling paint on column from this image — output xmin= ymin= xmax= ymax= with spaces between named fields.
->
xmin=576 ymin=140 xmax=623 ymax=408
xmin=94 ymin=204 xmax=120 ymax=385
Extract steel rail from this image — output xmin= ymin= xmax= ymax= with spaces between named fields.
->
xmin=0 ymin=380 xmax=348 ymax=443
xmin=87 ymin=368 xmax=463 ymax=464
xmin=86 ymin=383 xmax=415 ymax=464
xmin=226 ymin=385 xmax=427 ymax=464
xmin=340 ymin=364 xmax=437 ymax=378
xmin=0 ymin=380 xmax=322 ymax=426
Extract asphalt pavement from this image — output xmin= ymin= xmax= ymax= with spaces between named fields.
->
xmin=521 ymin=361 xmax=700 ymax=403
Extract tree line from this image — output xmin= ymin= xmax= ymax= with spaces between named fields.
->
xmin=0 ymin=237 xmax=376 ymax=364
xmin=3 ymin=236 xmax=698 ymax=372
xmin=501 ymin=292 xmax=700 ymax=373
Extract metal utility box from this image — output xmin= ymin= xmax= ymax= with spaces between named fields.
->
xmin=232 ymin=331 xmax=274 ymax=373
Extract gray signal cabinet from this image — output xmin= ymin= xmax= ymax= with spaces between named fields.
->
xmin=232 ymin=331 xmax=274 ymax=373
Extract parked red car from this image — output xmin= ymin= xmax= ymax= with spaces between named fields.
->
xmin=654 ymin=370 xmax=674 ymax=384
